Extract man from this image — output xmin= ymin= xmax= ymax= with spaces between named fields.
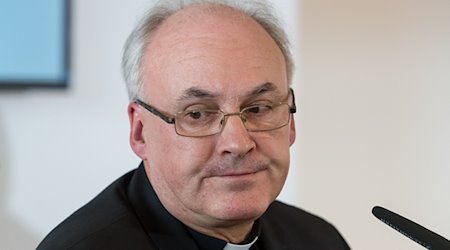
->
xmin=38 ymin=0 xmax=350 ymax=249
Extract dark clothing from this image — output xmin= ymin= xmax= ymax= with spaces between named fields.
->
xmin=37 ymin=163 xmax=350 ymax=249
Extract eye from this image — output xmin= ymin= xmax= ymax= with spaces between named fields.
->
xmin=246 ymin=104 xmax=273 ymax=114
xmin=187 ymin=110 xmax=202 ymax=119
xmin=183 ymin=109 xmax=219 ymax=123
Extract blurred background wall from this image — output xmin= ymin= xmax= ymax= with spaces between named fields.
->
xmin=0 ymin=0 xmax=448 ymax=249
xmin=299 ymin=0 xmax=450 ymax=249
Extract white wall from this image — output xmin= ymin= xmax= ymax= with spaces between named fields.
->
xmin=299 ymin=1 xmax=450 ymax=249
xmin=0 ymin=0 xmax=449 ymax=249
xmin=0 ymin=0 xmax=150 ymax=248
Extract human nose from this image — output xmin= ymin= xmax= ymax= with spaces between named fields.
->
xmin=216 ymin=114 xmax=256 ymax=157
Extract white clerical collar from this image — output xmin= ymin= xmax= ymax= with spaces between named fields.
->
xmin=222 ymin=236 xmax=258 ymax=250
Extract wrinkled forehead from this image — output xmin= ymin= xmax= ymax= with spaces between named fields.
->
xmin=146 ymin=3 xmax=283 ymax=60
xmin=141 ymin=4 xmax=288 ymax=105
xmin=150 ymin=4 xmax=260 ymax=43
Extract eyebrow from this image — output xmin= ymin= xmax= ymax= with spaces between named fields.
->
xmin=176 ymin=82 xmax=278 ymax=102
xmin=177 ymin=87 xmax=217 ymax=102
xmin=246 ymin=82 xmax=277 ymax=98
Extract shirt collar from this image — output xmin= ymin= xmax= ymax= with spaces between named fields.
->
xmin=223 ymin=236 xmax=258 ymax=250
xmin=187 ymin=220 xmax=261 ymax=250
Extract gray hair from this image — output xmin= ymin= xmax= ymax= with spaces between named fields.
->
xmin=121 ymin=0 xmax=294 ymax=101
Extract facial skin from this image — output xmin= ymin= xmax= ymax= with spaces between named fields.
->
xmin=128 ymin=5 xmax=295 ymax=243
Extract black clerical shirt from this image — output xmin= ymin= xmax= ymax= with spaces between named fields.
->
xmin=37 ymin=162 xmax=351 ymax=250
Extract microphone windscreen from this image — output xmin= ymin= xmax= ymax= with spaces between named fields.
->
xmin=372 ymin=206 xmax=450 ymax=250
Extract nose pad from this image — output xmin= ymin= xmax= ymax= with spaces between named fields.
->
xmin=240 ymin=113 xmax=248 ymax=124
xmin=219 ymin=116 xmax=226 ymax=127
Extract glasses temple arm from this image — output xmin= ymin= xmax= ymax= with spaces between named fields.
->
xmin=135 ymin=99 xmax=175 ymax=124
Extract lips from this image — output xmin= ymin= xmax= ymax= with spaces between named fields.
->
xmin=205 ymin=162 xmax=268 ymax=178
xmin=216 ymin=169 xmax=263 ymax=177
xmin=202 ymin=157 xmax=269 ymax=179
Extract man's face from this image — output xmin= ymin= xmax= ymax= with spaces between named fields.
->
xmin=129 ymin=6 xmax=295 ymax=235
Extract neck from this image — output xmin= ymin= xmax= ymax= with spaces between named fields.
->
xmin=188 ymin=219 xmax=255 ymax=243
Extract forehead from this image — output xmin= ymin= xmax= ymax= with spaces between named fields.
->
xmin=142 ymin=4 xmax=288 ymax=103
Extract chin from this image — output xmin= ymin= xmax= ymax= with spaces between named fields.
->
xmin=211 ymin=199 xmax=271 ymax=222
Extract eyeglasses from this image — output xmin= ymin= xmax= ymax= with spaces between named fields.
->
xmin=135 ymin=88 xmax=296 ymax=137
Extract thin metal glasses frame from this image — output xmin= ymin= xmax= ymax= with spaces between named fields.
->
xmin=135 ymin=88 xmax=297 ymax=135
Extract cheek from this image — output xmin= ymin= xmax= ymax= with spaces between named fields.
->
xmin=256 ymin=129 xmax=291 ymax=181
xmin=144 ymin=125 xmax=215 ymax=179
xmin=258 ymin=128 xmax=291 ymax=160
xmin=144 ymin=125 xmax=172 ymax=160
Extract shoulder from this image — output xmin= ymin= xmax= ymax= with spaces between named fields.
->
xmin=259 ymin=200 xmax=350 ymax=249
xmin=37 ymin=169 xmax=152 ymax=250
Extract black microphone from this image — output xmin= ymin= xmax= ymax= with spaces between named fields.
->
xmin=372 ymin=206 xmax=450 ymax=249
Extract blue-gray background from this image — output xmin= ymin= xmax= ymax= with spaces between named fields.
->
xmin=0 ymin=0 xmax=66 ymax=84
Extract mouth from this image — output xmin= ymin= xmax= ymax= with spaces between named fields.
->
xmin=207 ymin=169 xmax=267 ymax=192
xmin=211 ymin=165 xmax=269 ymax=180
xmin=203 ymin=159 xmax=269 ymax=180
xmin=218 ymin=170 xmax=261 ymax=178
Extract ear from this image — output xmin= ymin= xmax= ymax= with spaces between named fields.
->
xmin=128 ymin=102 xmax=147 ymax=160
xmin=289 ymin=114 xmax=296 ymax=146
